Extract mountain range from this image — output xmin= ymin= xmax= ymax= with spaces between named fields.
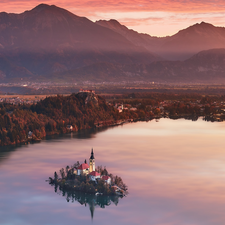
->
xmin=96 ymin=20 xmax=225 ymax=61
xmin=1 ymin=4 xmax=225 ymax=84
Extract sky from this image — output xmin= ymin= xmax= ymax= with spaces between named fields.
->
xmin=1 ymin=0 xmax=225 ymax=36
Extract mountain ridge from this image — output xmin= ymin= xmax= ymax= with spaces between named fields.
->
xmin=0 ymin=4 xmax=160 ymax=81
xmin=96 ymin=20 xmax=225 ymax=60
xmin=0 ymin=4 xmax=225 ymax=84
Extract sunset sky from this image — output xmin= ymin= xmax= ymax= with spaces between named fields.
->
xmin=1 ymin=0 xmax=225 ymax=36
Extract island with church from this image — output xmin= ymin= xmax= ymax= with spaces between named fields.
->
xmin=49 ymin=149 xmax=128 ymax=196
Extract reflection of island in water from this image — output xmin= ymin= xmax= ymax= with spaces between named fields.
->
xmin=52 ymin=184 xmax=123 ymax=220
xmin=48 ymin=149 xmax=128 ymax=220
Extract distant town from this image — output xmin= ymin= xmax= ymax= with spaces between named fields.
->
xmin=0 ymin=96 xmax=43 ymax=105
xmin=2 ymin=81 xmax=225 ymax=96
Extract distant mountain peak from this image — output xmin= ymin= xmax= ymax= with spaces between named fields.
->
xmin=97 ymin=19 xmax=120 ymax=24
xmin=31 ymin=3 xmax=51 ymax=11
xmin=199 ymin=21 xmax=212 ymax=25
xmin=190 ymin=21 xmax=215 ymax=30
xmin=96 ymin=19 xmax=124 ymax=30
xmin=198 ymin=21 xmax=214 ymax=27
xmin=107 ymin=19 xmax=121 ymax=25
xmin=30 ymin=3 xmax=65 ymax=14
xmin=176 ymin=21 xmax=216 ymax=36
xmin=200 ymin=21 xmax=207 ymax=24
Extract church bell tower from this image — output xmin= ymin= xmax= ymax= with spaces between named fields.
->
xmin=89 ymin=148 xmax=95 ymax=172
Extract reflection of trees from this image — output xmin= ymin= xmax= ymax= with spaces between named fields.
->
xmin=73 ymin=127 xmax=109 ymax=139
xmin=52 ymin=183 xmax=122 ymax=220
xmin=45 ymin=127 xmax=109 ymax=141
xmin=0 ymin=145 xmax=19 ymax=164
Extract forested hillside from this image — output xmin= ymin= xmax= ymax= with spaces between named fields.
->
xmin=0 ymin=93 xmax=110 ymax=145
xmin=0 ymin=92 xmax=141 ymax=146
xmin=1 ymin=92 xmax=224 ymax=146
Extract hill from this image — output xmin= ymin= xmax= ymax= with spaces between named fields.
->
xmin=0 ymin=92 xmax=118 ymax=146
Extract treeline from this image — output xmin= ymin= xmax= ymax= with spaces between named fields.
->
xmin=0 ymin=93 xmax=117 ymax=146
xmin=1 ymin=92 xmax=225 ymax=146
xmin=104 ymin=92 xmax=225 ymax=101
xmin=109 ymin=93 xmax=225 ymax=120
xmin=0 ymin=92 xmax=141 ymax=146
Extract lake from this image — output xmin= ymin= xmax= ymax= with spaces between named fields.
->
xmin=1 ymin=118 xmax=225 ymax=225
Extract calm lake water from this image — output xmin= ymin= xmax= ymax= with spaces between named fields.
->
xmin=1 ymin=118 xmax=225 ymax=225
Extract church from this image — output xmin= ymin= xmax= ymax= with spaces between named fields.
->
xmin=77 ymin=148 xmax=95 ymax=175
xmin=76 ymin=149 xmax=111 ymax=184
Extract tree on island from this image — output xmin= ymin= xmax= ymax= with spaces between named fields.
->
xmin=54 ymin=171 xmax=58 ymax=181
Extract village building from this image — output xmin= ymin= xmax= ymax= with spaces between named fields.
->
xmin=28 ymin=131 xmax=33 ymax=139
xmin=89 ymin=171 xmax=101 ymax=181
xmin=130 ymin=107 xmax=137 ymax=111
xmin=102 ymin=175 xmax=111 ymax=185
xmin=66 ymin=125 xmax=73 ymax=131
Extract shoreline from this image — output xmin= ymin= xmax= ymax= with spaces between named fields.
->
xmin=0 ymin=114 xmax=222 ymax=148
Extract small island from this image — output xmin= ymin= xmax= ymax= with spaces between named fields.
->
xmin=49 ymin=149 xmax=128 ymax=196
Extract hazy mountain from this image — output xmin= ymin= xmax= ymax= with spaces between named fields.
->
xmin=96 ymin=19 xmax=167 ymax=52
xmin=160 ymin=22 xmax=225 ymax=60
xmin=142 ymin=48 xmax=225 ymax=83
xmin=1 ymin=4 xmax=225 ymax=84
xmin=48 ymin=48 xmax=225 ymax=84
xmin=0 ymin=4 xmax=160 ymax=81
xmin=0 ymin=54 xmax=33 ymax=80
xmin=0 ymin=4 xmax=142 ymax=52
xmin=184 ymin=48 xmax=225 ymax=80
xmin=96 ymin=20 xmax=225 ymax=61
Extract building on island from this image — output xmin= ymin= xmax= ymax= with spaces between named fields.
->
xmin=77 ymin=149 xmax=112 ymax=184
xmin=89 ymin=171 xmax=101 ymax=181
xmin=102 ymin=175 xmax=111 ymax=185
xmin=77 ymin=162 xmax=89 ymax=175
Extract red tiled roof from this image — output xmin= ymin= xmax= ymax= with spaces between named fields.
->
xmin=89 ymin=171 xmax=100 ymax=176
xmin=102 ymin=175 xmax=111 ymax=180
xmin=77 ymin=163 xmax=89 ymax=170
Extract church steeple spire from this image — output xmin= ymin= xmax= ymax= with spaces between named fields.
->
xmin=89 ymin=148 xmax=95 ymax=172
xmin=90 ymin=148 xmax=95 ymax=160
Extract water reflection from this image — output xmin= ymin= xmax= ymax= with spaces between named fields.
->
xmin=0 ymin=145 xmax=19 ymax=164
xmin=44 ymin=127 xmax=110 ymax=141
xmin=1 ymin=119 xmax=225 ymax=225
xmin=51 ymin=182 xmax=123 ymax=220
